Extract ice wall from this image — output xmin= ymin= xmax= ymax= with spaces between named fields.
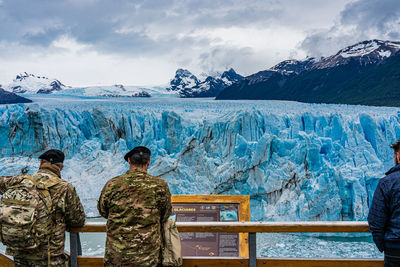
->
xmin=0 ymin=100 xmax=399 ymax=221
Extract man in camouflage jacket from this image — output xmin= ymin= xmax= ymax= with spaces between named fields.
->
xmin=0 ymin=149 xmax=85 ymax=267
xmin=98 ymin=146 xmax=172 ymax=267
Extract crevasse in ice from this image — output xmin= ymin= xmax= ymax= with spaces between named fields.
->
xmin=0 ymin=98 xmax=398 ymax=220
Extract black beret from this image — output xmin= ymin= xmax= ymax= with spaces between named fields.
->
xmin=124 ymin=146 xmax=151 ymax=162
xmin=39 ymin=149 xmax=65 ymax=164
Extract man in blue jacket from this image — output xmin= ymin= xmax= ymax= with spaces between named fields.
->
xmin=368 ymin=140 xmax=400 ymax=266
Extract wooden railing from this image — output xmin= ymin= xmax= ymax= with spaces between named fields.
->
xmin=65 ymin=221 xmax=383 ymax=267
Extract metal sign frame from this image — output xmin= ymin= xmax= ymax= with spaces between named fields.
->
xmin=171 ymin=195 xmax=251 ymax=258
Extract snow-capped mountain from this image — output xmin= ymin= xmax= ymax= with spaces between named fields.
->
xmin=217 ymin=39 xmax=400 ymax=106
xmin=4 ymin=72 xmax=176 ymax=98
xmin=268 ymin=40 xmax=400 ymax=74
xmin=169 ymin=69 xmax=199 ymax=92
xmin=271 ymin=57 xmax=317 ymax=74
xmin=227 ymin=58 xmax=317 ymax=90
xmin=312 ymin=39 xmax=400 ymax=69
xmin=8 ymin=72 xmax=67 ymax=94
xmin=220 ymin=68 xmax=243 ymax=85
xmin=168 ymin=68 xmax=243 ymax=97
xmin=270 ymin=40 xmax=400 ymax=74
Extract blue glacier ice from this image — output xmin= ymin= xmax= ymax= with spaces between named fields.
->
xmin=0 ymin=96 xmax=399 ymax=221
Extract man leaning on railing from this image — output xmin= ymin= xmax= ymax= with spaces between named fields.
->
xmin=98 ymin=146 xmax=172 ymax=267
xmin=369 ymin=139 xmax=400 ymax=267
xmin=0 ymin=149 xmax=85 ymax=267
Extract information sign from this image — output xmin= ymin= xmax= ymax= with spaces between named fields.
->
xmin=171 ymin=195 xmax=250 ymax=258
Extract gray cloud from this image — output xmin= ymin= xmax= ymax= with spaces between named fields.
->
xmin=0 ymin=0 xmax=357 ymax=84
xmin=0 ymin=0 xmax=280 ymax=54
xmin=0 ymin=0 xmax=291 ymax=80
xmin=300 ymin=0 xmax=400 ymax=57
xmin=198 ymin=46 xmax=254 ymax=73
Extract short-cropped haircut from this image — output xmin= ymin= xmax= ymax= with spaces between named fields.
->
xmin=130 ymin=151 xmax=150 ymax=165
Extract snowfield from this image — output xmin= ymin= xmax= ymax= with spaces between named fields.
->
xmin=54 ymin=85 xmax=177 ymax=98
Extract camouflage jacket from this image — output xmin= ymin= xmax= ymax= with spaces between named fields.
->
xmin=0 ymin=163 xmax=85 ymax=259
xmin=98 ymin=169 xmax=172 ymax=267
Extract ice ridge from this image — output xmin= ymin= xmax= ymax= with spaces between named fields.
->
xmin=0 ymin=101 xmax=398 ymax=220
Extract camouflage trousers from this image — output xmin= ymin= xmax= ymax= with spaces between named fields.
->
xmin=104 ymin=256 xmax=163 ymax=267
xmin=104 ymin=260 xmax=163 ymax=267
xmin=13 ymin=254 xmax=68 ymax=267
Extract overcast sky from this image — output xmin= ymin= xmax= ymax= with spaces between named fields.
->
xmin=0 ymin=0 xmax=399 ymax=86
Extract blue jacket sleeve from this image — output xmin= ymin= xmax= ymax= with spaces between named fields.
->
xmin=368 ymin=179 xmax=389 ymax=252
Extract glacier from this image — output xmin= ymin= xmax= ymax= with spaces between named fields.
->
xmin=0 ymin=95 xmax=399 ymax=221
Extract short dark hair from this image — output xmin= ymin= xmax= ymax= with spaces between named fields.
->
xmin=391 ymin=140 xmax=400 ymax=153
xmin=130 ymin=152 xmax=150 ymax=166
xmin=41 ymin=159 xmax=63 ymax=168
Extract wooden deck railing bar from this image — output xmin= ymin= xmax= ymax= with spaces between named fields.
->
xmin=67 ymin=221 xmax=372 ymax=267
xmin=70 ymin=221 xmax=370 ymax=233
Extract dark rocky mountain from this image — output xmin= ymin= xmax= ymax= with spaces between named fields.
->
xmin=0 ymin=86 xmax=32 ymax=104
xmin=168 ymin=68 xmax=243 ymax=97
xmin=221 ymin=68 xmax=243 ymax=82
xmin=271 ymin=57 xmax=316 ymax=74
xmin=329 ymin=51 xmax=400 ymax=106
xmin=217 ymin=39 xmax=400 ymax=106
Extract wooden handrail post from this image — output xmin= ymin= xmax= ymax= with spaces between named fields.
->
xmin=249 ymin=232 xmax=256 ymax=267
xmin=70 ymin=232 xmax=82 ymax=267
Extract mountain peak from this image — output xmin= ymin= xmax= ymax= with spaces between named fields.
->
xmin=222 ymin=68 xmax=237 ymax=75
xmin=15 ymin=72 xmax=49 ymax=82
xmin=169 ymin=69 xmax=199 ymax=92
xmin=221 ymin=68 xmax=243 ymax=84
xmin=216 ymin=39 xmax=400 ymax=106
xmin=175 ymin=68 xmax=194 ymax=77
xmin=168 ymin=68 xmax=243 ymax=97
xmin=271 ymin=58 xmax=316 ymax=74
xmin=8 ymin=73 xmax=66 ymax=94
xmin=313 ymin=39 xmax=400 ymax=69
xmin=337 ymin=39 xmax=400 ymax=58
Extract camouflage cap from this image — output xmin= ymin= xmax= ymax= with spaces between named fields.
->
xmin=39 ymin=149 xmax=65 ymax=164
xmin=124 ymin=146 xmax=151 ymax=162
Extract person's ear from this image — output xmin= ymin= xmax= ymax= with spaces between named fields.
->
xmin=147 ymin=159 xmax=151 ymax=167
xmin=128 ymin=158 xmax=131 ymax=165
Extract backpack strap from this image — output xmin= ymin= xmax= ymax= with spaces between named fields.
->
xmin=23 ymin=176 xmax=53 ymax=211
xmin=23 ymin=174 xmax=62 ymax=267
xmin=40 ymin=174 xmax=63 ymax=188
xmin=23 ymin=174 xmax=62 ymax=211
